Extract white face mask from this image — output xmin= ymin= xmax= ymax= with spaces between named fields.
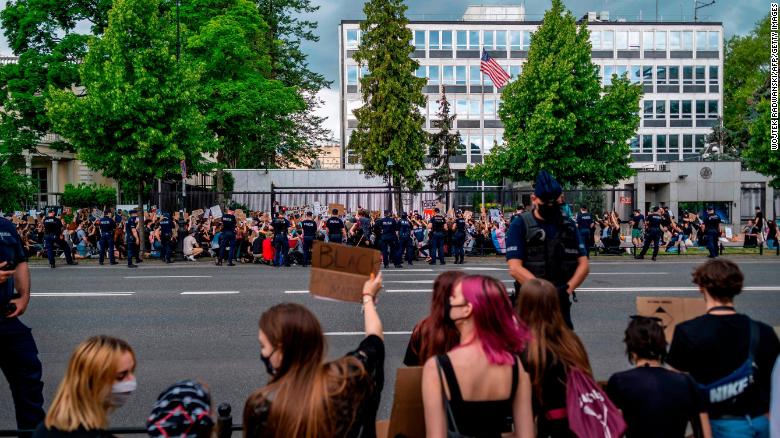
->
xmin=109 ymin=378 xmax=137 ymax=408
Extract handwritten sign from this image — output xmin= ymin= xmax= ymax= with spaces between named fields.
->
xmin=328 ymin=203 xmax=346 ymax=217
xmin=636 ymin=297 xmax=705 ymax=342
xmin=309 ymin=241 xmax=381 ymax=302
xmin=210 ymin=205 xmax=223 ymax=219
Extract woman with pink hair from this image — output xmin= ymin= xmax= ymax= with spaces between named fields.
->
xmin=422 ymin=275 xmax=534 ymax=437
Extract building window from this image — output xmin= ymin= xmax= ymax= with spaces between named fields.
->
xmin=346 ymin=100 xmax=361 ymax=120
xmin=428 ymin=65 xmax=440 ymax=85
xmin=642 ymin=134 xmax=653 ymax=153
xmin=469 ymin=30 xmax=480 ymax=49
xmin=709 ymin=65 xmax=719 ymax=84
xmin=484 ymin=99 xmax=496 ymax=118
xmin=642 ymin=65 xmax=653 ymax=85
xmin=415 ymin=30 xmax=426 ymax=50
xmin=682 ymin=100 xmax=692 ymax=119
xmin=655 ymin=31 xmax=666 ymax=50
xmin=670 ymin=100 xmax=680 ymax=119
xmin=360 ymin=65 xmax=369 ymax=78
xmin=346 ymin=29 xmax=359 ymax=49
xmin=655 ymin=100 xmax=666 ymax=119
xmin=509 ymin=30 xmax=521 ymax=50
xmin=683 ymin=134 xmax=694 ymax=153
xmin=629 ymin=136 xmax=640 ymax=153
xmin=496 ymin=30 xmax=507 ymax=50
xmin=508 ymin=64 xmax=522 ymax=78
xmin=457 ymin=31 xmax=467 ymax=50
xmin=668 ymin=66 xmax=679 ymax=85
xmin=630 ymin=65 xmax=641 ymax=83
xmin=643 ymin=31 xmax=653 ymax=51
xmin=429 ymin=30 xmax=440 ymax=50
xmin=31 ymin=168 xmax=47 ymax=200
xmin=483 ymin=134 xmax=495 ymax=154
xmin=629 ymin=31 xmax=640 ymax=50
xmin=427 ymin=99 xmax=438 ymax=117
xmin=643 ymin=100 xmax=654 ymax=119
xmin=470 ymin=135 xmax=482 ymax=155
xmin=708 ymin=31 xmax=719 ymax=50
xmin=443 ymin=66 xmax=455 ymax=85
xmin=616 ymin=31 xmax=628 ymax=50
xmin=682 ymin=31 xmax=693 ymax=50
xmin=455 ymin=65 xmax=466 ymax=85
xmin=602 ymin=31 xmax=614 ymax=50
xmin=683 ymin=66 xmax=693 ymax=85
xmin=483 ymin=30 xmax=494 ymax=49
xmin=591 ymin=31 xmax=601 ymax=49
xmin=696 ymin=31 xmax=719 ymax=50
xmin=657 ymin=134 xmax=667 ymax=153
xmin=669 ymin=31 xmax=681 ymax=50
xmin=656 ymin=66 xmax=667 ymax=85
xmin=470 ymin=65 xmax=481 ymax=85
xmin=456 ymin=99 xmax=467 ymax=116
xmin=695 ymin=65 xmax=705 ymax=85
xmin=695 ymin=134 xmax=707 ymax=153
xmin=457 ymin=134 xmax=467 ymax=154
xmin=347 ymin=65 xmax=358 ymax=85
xmin=708 ymin=100 xmax=719 ymax=118
xmin=522 ymin=31 xmax=531 ymax=50
xmin=696 ymin=100 xmax=705 ymax=119
xmin=441 ymin=30 xmax=452 ymax=50
xmin=469 ymin=99 xmax=481 ymax=119
xmin=603 ymin=65 xmax=614 ymax=86
xmin=669 ymin=134 xmax=679 ymax=154
xmin=415 ymin=65 xmax=425 ymax=78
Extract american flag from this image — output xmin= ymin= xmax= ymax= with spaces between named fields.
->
xmin=480 ymin=50 xmax=511 ymax=89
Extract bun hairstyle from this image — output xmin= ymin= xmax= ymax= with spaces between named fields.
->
xmin=624 ymin=316 xmax=667 ymax=364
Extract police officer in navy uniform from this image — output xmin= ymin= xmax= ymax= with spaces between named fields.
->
xmin=703 ymin=206 xmax=722 ymax=258
xmin=43 ymin=210 xmax=76 ymax=268
xmin=635 ymin=206 xmax=663 ymax=261
xmin=506 ymin=171 xmax=589 ymax=329
xmin=300 ymin=211 xmax=317 ymax=267
xmin=217 ymin=208 xmax=237 ymax=266
xmin=398 ymin=213 xmax=414 ymax=266
xmin=452 ymin=210 xmax=467 ymax=264
xmin=271 ymin=211 xmax=291 ymax=267
xmin=0 ymin=216 xmax=45 ymax=433
xmin=126 ymin=209 xmax=140 ymax=268
xmin=380 ymin=210 xmax=401 ymax=268
xmin=159 ymin=212 xmax=175 ymax=264
xmin=429 ymin=208 xmax=446 ymax=265
xmin=575 ymin=205 xmax=595 ymax=258
xmin=96 ymin=210 xmax=117 ymax=265
xmin=325 ymin=209 xmax=346 ymax=244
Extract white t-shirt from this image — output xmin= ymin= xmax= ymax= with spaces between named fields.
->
xmin=183 ymin=235 xmax=198 ymax=256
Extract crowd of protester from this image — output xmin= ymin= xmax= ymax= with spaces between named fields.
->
xmin=1 ymin=258 xmax=773 ymax=438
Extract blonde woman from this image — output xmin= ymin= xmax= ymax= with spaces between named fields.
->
xmin=34 ymin=336 xmax=137 ymax=438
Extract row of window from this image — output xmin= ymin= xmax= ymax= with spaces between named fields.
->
xmin=643 ymin=100 xmax=720 ymax=119
xmin=345 ymin=28 xmax=721 ymax=52
xmin=346 ymin=98 xmax=502 ymax=120
xmin=590 ymin=30 xmax=720 ymax=51
xmin=630 ymin=134 xmax=709 ymax=154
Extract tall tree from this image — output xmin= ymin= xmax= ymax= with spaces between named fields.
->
xmin=182 ymin=0 xmax=304 ymax=197
xmin=257 ymin=0 xmax=331 ymax=164
xmin=350 ymin=0 xmax=427 ymax=212
xmin=427 ymin=87 xmax=461 ymax=196
xmin=467 ymin=0 xmax=641 ymax=188
xmin=741 ymin=77 xmax=778 ymax=187
xmin=46 ymin=0 xmax=215 ymax=246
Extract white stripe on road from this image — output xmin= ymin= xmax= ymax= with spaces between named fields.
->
xmin=124 ymin=276 xmax=213 ymax=279
xmin=32 ymin=292 xmax=135 ymax=297
xmin=285 ymin=290 xmax=309 ymax=294
xmin=325 ymin=331 xmax=412 ymax=336
xmin=578 ymin=286 xmax=780 ymax=293
xmin=180 ymin=291 xmax=240 ymax=295
xmin=385 ymin=280 xmax=515 ymax=284
xmin=381 ymin=269 xmax=434 ymax=272
xmin=589 ymin=272 xmax=669 ymax=275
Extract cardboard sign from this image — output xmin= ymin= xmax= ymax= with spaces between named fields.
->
xmin=636 ymin=297 xmax=706 ymax=342
xmin=309 ymin=241 xmax=381 ymax=303
xmin=489 ymin=208 xmax=501 ymax=223
xmin=192 ymin=209 xmax=204 ymax=218
xmin=385 ymin=367 xmax=426 ymax=438
xmin=421 ymin=200 xmax=437 ymax=210
xmin=328 ymin=203 xmax=346 ymax=217
xmin=27 ymin=217 xmax=35 ymax=224
xmin=447 ymin=208 xmax=455 ymax=218
xmin=11 ymin=216 xmax=21 ymax=224
xmin=464 ymin=210 xmax=473 ymax=221
xmin=210 ymin=205 xmax=223 ymax=219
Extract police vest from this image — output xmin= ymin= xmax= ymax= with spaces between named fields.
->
xmin=520 ymin=211 xmax=580 ymax=286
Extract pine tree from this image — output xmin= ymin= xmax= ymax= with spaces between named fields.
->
xmin=427 ymin=86 xmax=461 ymax=196
xmin=467 ymin=0 xmax=641 ymax=187
xmin=349 ymin=0 xmax=427 ymax=212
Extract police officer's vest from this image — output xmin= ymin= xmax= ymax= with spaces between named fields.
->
xmin=520 ymin=211 xmax=580 ymax=286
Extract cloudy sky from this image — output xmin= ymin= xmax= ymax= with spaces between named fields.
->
xmin=0 ymin=0 xmax=767 ymax=141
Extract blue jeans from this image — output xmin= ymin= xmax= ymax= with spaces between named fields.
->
xmin=711 ymin=416 xmax=769 ymax=438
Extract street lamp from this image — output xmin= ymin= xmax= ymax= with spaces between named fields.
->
xmin=387 ymin=159 xmax=394 ymax=213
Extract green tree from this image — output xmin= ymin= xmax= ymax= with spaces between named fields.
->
xmin=0 ymin=160 xmax=34 ymax=213
xmin=257 ymin=0 xmax=332 ymax=159
xmin=349 ymin=0 xmax=427 ymax=212
xmin=468 ymin=0 xmax=641 ymax=188
xmin=427 ymin=87 xmax=461 ymax=196
xmin=46 ymin=0 xmax=215 ymax=248
xmin=742 ymin=78 xmax=778 ymax=187
xmin=183 ymin=0 xmax=304 ymax=199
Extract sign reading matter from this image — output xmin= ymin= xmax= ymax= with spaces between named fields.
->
xmin=636 ymin=297 xmax=706 ymax=342
xmin=309 ymin=241 xmax=381 ymax=302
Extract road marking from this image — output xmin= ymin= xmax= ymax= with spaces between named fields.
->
xmin=325 ymin=331 xmax=412 ymax=336
xmin=459 ymin=267 xmax=507 ymax=271
xmin=577 ymin=286 xmax=780 ymax=292
xmin=381 ymin=269 xmax=433 ymax=272
xmin=387 ymin=289 xmax=430 ymax=293
xmin=285 ymin=290 xmax=309 ymax=294
xmin=588 ymin=272 xmax=668 ymax=275
xmin=124 ymin=276 xmax=213 ymax=279
xmin=32 ymin=292 xmax=135 ymax=297
xmin=385 ymin=279 xmax=514 ymax=284
xmin=180 ymin=291 xmax=240 ymax=295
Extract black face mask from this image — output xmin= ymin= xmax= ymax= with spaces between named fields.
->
xmin=444 ymin=300 xmax=469 ymax=324
xmin=538 ymin=202 xmax=562 ymax=222
xmin=260 ymin=349 xmax=277 ymax=376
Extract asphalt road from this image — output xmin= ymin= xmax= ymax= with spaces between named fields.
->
xmin=1 ymin=256 xmax=779 ymax=431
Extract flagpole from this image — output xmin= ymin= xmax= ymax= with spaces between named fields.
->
xmin=480 ymin=49 xmax=486 ymax=210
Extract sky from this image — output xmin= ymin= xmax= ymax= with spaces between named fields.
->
xmin=0 ymin=0 xmax=767 ymax=141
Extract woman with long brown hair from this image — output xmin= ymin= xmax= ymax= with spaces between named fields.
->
xmin=515 ymin=278 xmax=592 ymax=438
xmin=243 ymin=273 xmax=384 ymax=438
xmin=34 ymin=336 xmax=136 ymax=438
xmin=403 ymin=271 xmax=464 ymax=366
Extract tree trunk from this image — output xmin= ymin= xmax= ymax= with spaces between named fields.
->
xmin=216 ymin=150 xmax=225 ymax=208
xmin=137 ymin=179 xmax=146 ymax=254
xmin=394 ymin=182 xmax=403 ymax=215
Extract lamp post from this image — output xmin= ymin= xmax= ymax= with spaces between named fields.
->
xmin=387 ymin=159 xmax=394 ymax=213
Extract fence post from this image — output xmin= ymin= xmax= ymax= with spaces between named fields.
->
xmin=217 ymin=402 xmax=232 ymax=438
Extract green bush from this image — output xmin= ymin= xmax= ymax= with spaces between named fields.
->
xmin=61 ymin=183 xmax=116 ymax=208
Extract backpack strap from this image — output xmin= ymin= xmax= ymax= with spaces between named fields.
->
xmin=435 ymin=355 xmax=462 ymax=435
xmin=747 ymin=319 xmax=759 ymax=365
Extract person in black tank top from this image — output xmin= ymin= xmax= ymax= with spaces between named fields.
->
xmin=422 ymin=275 xmax=533 ymax=437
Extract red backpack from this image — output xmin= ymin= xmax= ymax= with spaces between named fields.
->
xmin=566 ymin=367 xmax=627 ymax=438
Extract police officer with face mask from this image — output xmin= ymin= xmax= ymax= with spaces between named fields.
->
xmin=575 ymin=205 xmax=595 ymax=258
xmin=0 ymin=216 xmax=45 ymax=433
xmin=380 ymin=211 xmax=401 ymax=269
xmin=159 ymin=212 xmax=174 ymax=264
xmin=126 ymin=210 xmax=140 ymax=268
xmin=300 ymin=212 xmax=317 ymax=267
xmin=505 ymin=171 xmax=589 ymax=329
xmin=43 ymin=210 xmax=76 ymax=268
xmin=97 ymin=210 xmax=117 ymax=266
xmin=635 ymin=206 xmax=663 ymax=261
xmin=452 ymin=210 xmax=467 ymax=264
xmin=429 ymin=208 xmax=446 ymax=265
xmin=703 ymin=206 xmax=722 ymax=258
xmin=398 ymin=213 xmax=414 ymax=266
xmin=325 ymin=209 xmax=346 ymax=244
xmin=217 ymin=208 xmax=237 ymax=266
xmin=271 ymin=211 xmax=291 ymax=267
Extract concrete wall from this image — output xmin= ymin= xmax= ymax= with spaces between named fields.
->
xmin=228 ymin=169 xmax=437 ymax=192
